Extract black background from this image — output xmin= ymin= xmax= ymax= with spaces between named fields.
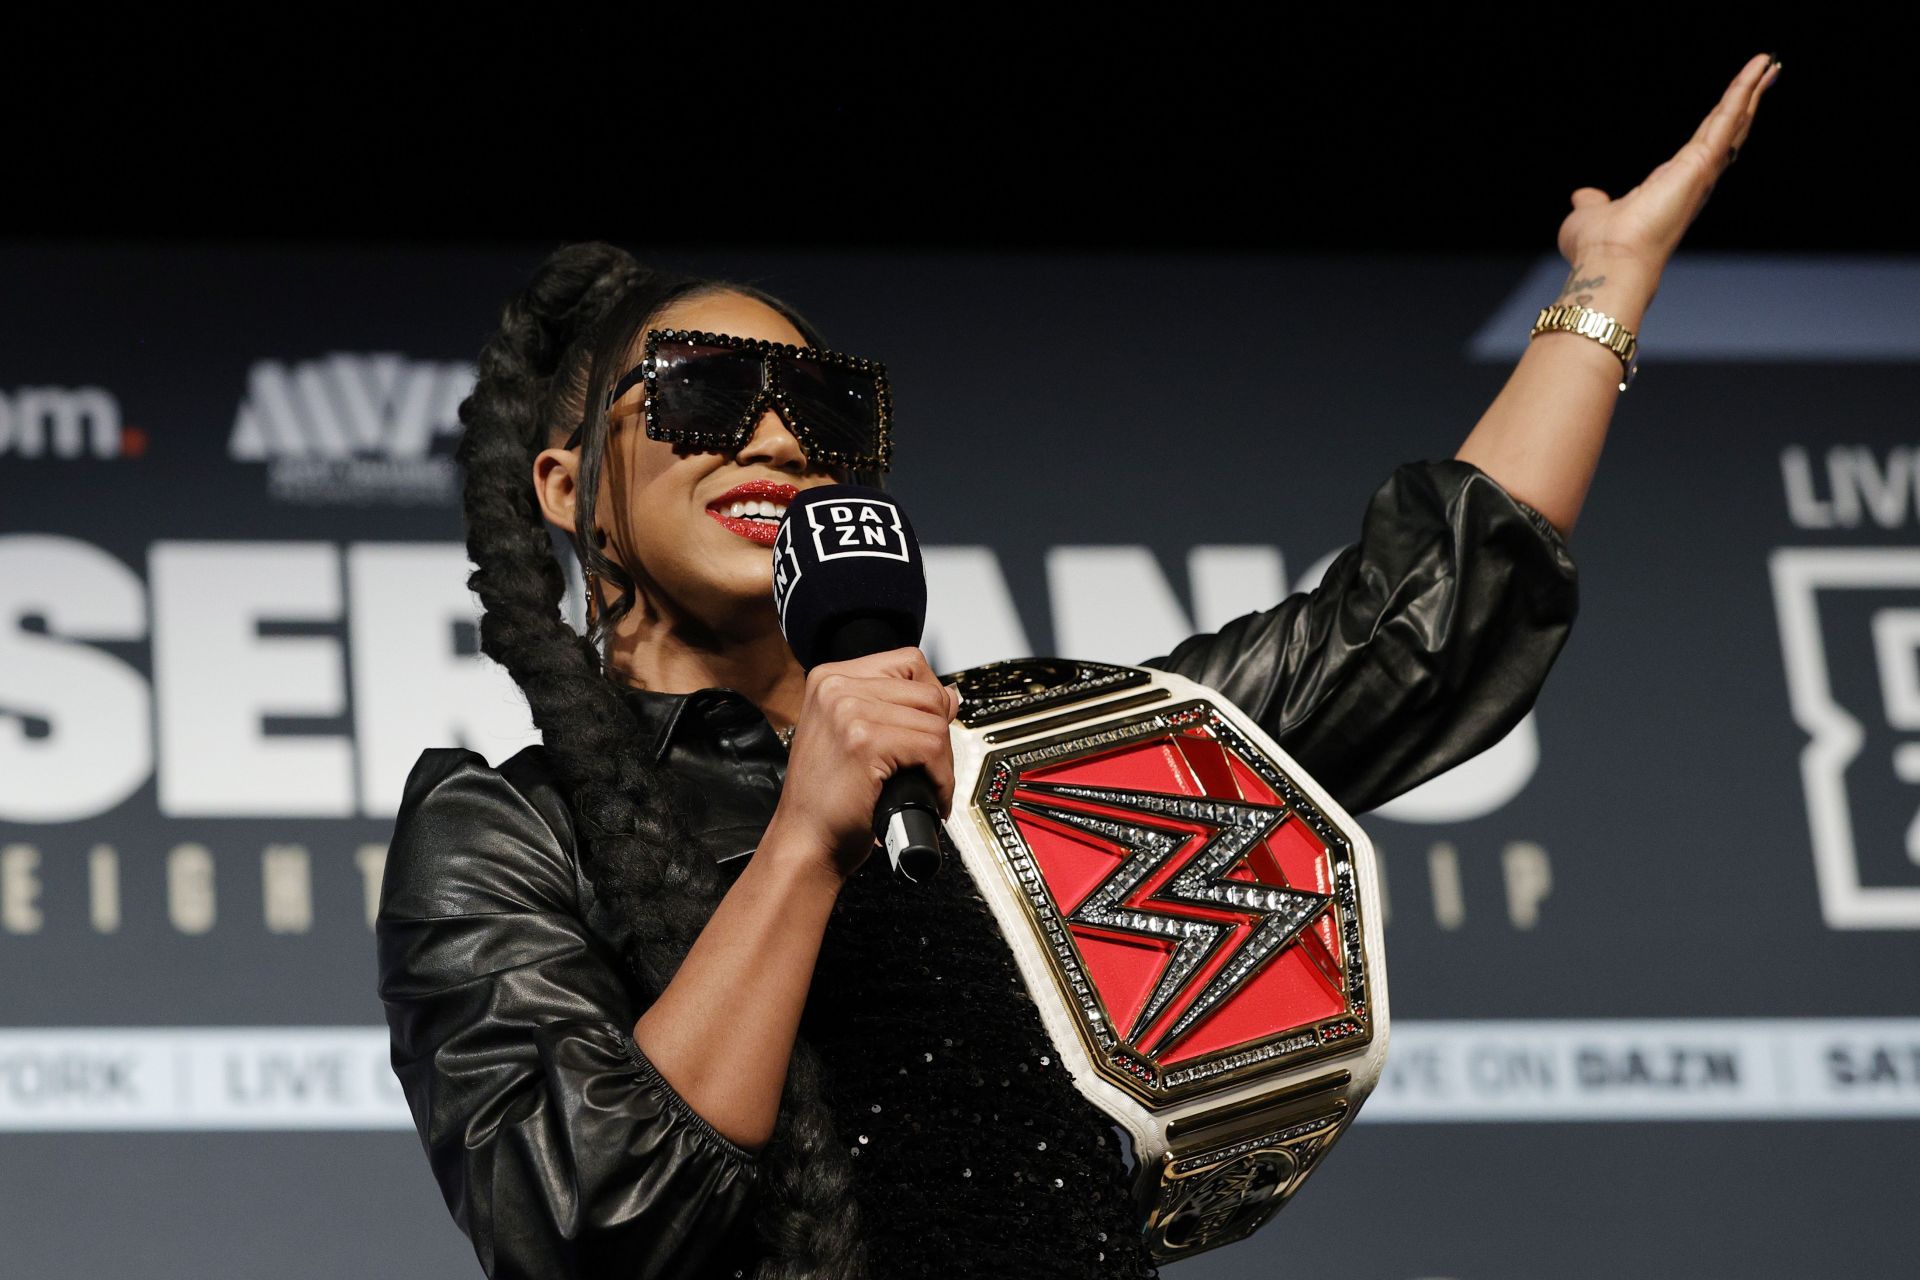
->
xmin=5 ymin=17 xmax=1895 ymax=253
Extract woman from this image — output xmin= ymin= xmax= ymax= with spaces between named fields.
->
xmin=376 ymin=56 xmax=1779 ymax=1279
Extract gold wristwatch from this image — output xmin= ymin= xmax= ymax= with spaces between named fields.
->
xmin=1531 ymin=303 xmax=1638 ymax=391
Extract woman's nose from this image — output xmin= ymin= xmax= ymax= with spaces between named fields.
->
xmin=736 ymin=406 xmax=811 ymax=472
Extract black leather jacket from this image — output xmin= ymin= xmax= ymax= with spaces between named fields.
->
xmin=376 ymin=458 xmax=1577 ymax=1279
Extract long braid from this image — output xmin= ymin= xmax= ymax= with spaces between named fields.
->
xmin=453 ymin=240 xmax=868 ymax=1279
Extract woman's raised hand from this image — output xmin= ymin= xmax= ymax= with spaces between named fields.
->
xmin=764 ymin=646 xmax=961 ymax=886
xmin=1556 ymin=53 xmax=1782 ymax=277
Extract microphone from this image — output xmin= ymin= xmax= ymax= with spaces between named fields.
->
xmin=772 ymin=484 xmax=945 ymax=882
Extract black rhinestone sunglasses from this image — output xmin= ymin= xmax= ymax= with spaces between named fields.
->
xmin=566 ymin=328 xmax=893 ymax=474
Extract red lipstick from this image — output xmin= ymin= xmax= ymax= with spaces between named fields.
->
xmin=705 ymin=479 xmax=799 ymax=546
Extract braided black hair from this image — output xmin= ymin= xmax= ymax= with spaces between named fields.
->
xmin=454 ymin=240 xmax=870 ymax=1279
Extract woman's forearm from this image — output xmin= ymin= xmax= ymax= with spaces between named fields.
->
xmin=1452 ymin=52 xmax=1780 ymax=540
xmin=630 ymin=823 xmax=845 ymax=1154
xmin=1451 ymin=251 xmax=1661 ymax=543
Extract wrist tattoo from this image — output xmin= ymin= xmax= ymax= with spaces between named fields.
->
xmin=1554 ymin=263 xmax=1607 ymax=304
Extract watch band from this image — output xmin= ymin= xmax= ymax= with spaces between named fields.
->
xmin=1531 ymin=302 xmax=1639 ymax=391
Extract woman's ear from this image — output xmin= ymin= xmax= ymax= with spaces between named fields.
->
xmin=532 ymin=447 xmax=580 ymax=530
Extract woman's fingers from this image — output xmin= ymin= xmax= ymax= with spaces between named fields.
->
xmin=813 ymin=662 xmax=958 ymax=804
xmin=780 ymin=647 xmax=965 ymax=877
xmin=1687 ymin=53 xmax=1780 ymax=188
xmin=837 ymin=697 xmax=957 ymax=813
xmin=828 ymin=644 xmax=945 ymax=691
xmin=833 ymin=671 xmax=953 ymax=719
xmin=1690 ymin=54 xmax=1773 ymax=153
xmin=1731 ymin=60 xmax=1782 ymax=152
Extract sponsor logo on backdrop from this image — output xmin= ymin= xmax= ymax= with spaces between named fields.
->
xmin=1773 ymin=446 xmax=1920 ymax=928
xmin=228 ymin=353 xmax=474 ymax=505
xmin=0 ymin=386 xmax=137 ymax=458
xmin=1369 ymin=1018 xmax=1920 ymax=1121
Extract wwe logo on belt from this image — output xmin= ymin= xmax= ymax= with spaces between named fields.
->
xmin=1771 ymin=548 xmax=1920 ymax=928
xmin=1012 ymin=783 xmax=1330 ymax=1054
xmin=980 ymin=703 xmax=1370 ymax=1098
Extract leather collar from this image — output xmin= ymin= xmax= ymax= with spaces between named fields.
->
xmin=613 ymin=680 xmax=782 ymax=764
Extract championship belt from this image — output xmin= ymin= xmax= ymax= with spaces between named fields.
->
xmin=937 ymin=657 xmax=1390 ymax=1265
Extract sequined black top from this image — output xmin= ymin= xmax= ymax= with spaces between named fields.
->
xmin=375 ymin=457 xmax=1578 ymax=1279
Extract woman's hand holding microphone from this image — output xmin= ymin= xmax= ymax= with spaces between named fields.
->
xmin=629 ymin=644 xmax=958 ymax=1149
xmin=763 ymin=645 xmax=961 ymax=888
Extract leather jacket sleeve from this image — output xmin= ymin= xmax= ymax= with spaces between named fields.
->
xmin=1141 ymin=458 xmax=1579 ymax=815
xmin=376 ymin=747 xmax=761 ymax=1280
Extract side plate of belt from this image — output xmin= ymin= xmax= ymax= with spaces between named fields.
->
xmin=938 ymin=657 xmax=1390 ymax=1265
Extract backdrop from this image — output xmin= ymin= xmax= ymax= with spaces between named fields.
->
xmin=2 ymin=242 xmax=1913 ymax=1278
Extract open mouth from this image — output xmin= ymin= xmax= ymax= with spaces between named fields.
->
xmin=705 ymin=480 xmax=797 ymax=546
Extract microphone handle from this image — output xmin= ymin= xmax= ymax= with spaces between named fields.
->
xmin=824 ymin=614 xmax=947 ymax=882
xmin=873 ymin=767 xmax=945 ymax=883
